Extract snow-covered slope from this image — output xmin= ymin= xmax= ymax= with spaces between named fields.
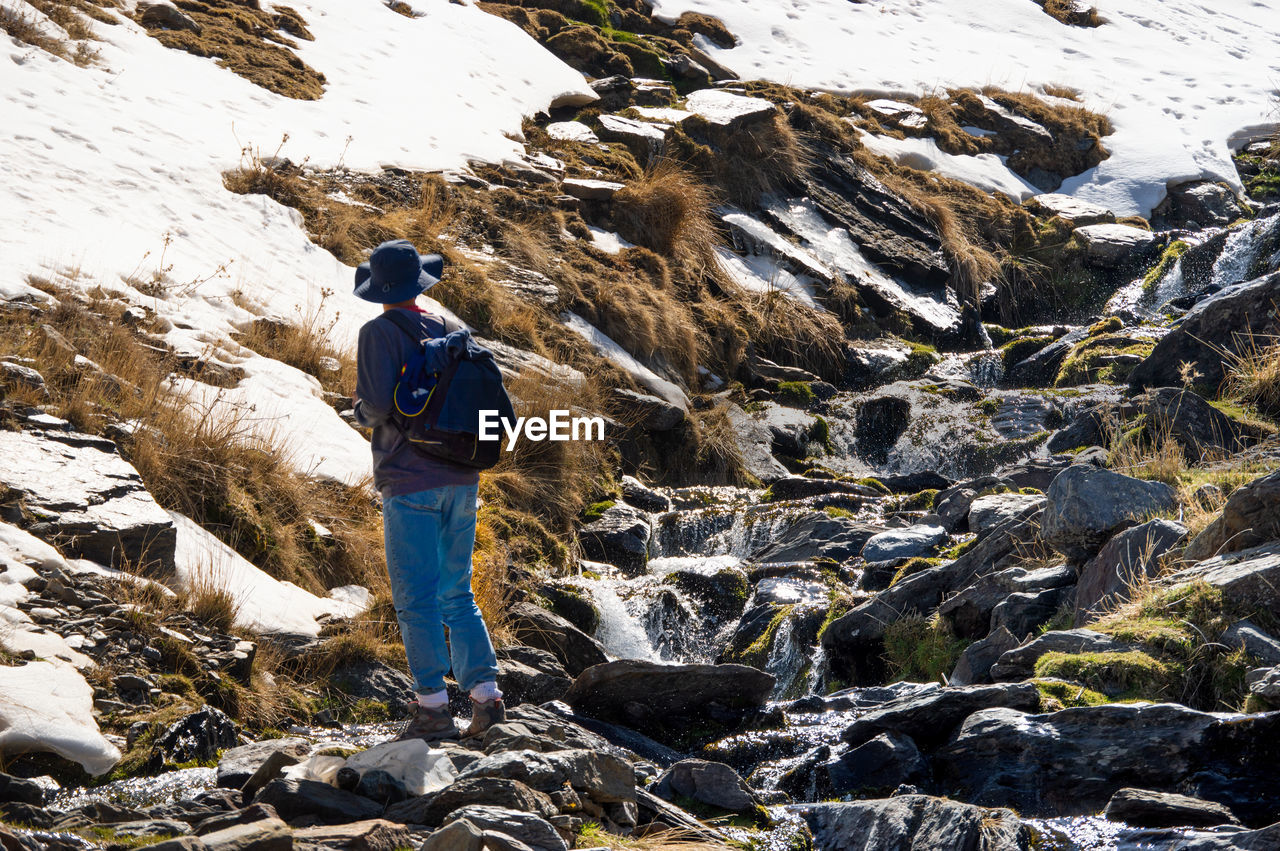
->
xmin=1 ymin=2 xmax=591 ymax=346
xmin=1 ymin=0 xmax=593 ymax=484
xmin=648 ymin=0 xmax=1280 ymax=217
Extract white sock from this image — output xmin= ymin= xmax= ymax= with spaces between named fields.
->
xmin=470 ymin=681 xmax=502 ymax=702
xmin=417 ymin=689 xmax=449 ymax=709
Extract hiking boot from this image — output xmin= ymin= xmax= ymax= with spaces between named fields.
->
xmin=395 ymin=703 xmax=459 ymax=743
xmin=463 ymin=698 xmax=505 ymax=738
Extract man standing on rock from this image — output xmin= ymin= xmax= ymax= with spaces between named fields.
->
xmin=351 ymin=239 xmax=504 ymax=742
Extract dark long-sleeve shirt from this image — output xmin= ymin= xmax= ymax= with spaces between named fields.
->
xmin=354 ymin=308 xmax=479 ymax=498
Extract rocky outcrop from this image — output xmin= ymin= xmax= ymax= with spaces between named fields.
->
xmin=577 ymin=504 xmax=650 ymax=576
xmin=1040 ymin=465 xmax=1177 ymax=560
xmin=1074 ymin=518 xmax=1187 ymax=619
xmin=1129 ymin=271 xmax=1280 ymax=391
xmin=1142 ymin=387 xmax=1244 ymax=457
xmin=1166 ymin=541 xmax=1280 ymax=613
xmin=1104 ymin=787 xmax=1240 ymax=828
xmin=935 ymin=703 xmax=1280 ymax=825
xmin=0 ymin=427 xmax=176 ymax=571
xmin=1072 ymin=224 xmax=1161 ymax=267
xmin=508 ymin=603 xmax=609 ymax=676
xmin=989 ymin=629 xmax=1134 ymax=681
xmin=798 ymin=795 xmax=1033 ymax=851
xmin=1185 ymin=468 xmax=1280 ymax=561
xmin=840 ymin=683 xmax=1040 ymax=751
xmin=562 ymin=660 xmax=774 ymax=746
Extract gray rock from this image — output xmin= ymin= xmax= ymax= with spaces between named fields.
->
xmin=840 ymin=683 xmax=1040 ymax=751
xmin=824 ymin=732 xmax=930 ymax=797
xmin=385 ymin=777 xmax=555 ymax=826
xmin=610 ymin=388 xmax=685 ymax=432
xmin=1026 ymin=194 xmax=1115 ymax=226
xmin=1006 ymin=326 xmax=1090 ymax=387
xmin=989 ymin=629 xmax=1134 ymax=681
xmin=419 ymin=819 xmax=483 ymax=851
xmin=495 ymin=657 xmax=571 ymax=708
xmin=855 ymin=396 xmax=910 ymax=465
xmin=950 ymin=626 xmax=1021 ymax=686
xmin=1041 ymin=465 xmax=1177 ymax=560
xmin=968 ymin=493 xmax=1045 ymax=538
xmin=563 ymin=660 xmax=774 ymax=746
xmin=933 ymin=476 xmax=1015 ymax=533
xmin=724 ymin=404 xmax=789 ymax=484
xmin=1130 ymin=271 xmax=1280 ymax=391
xmin=1073 ymin=224 xmax=1160 ymax=267
xmin=798 ymin=795 xmax=1032 ymax=851
xmin=1222 ymin=620 xmax=1280 ymax=666
xmin=1104 ymin=787 xmax=1240 ymax=828
xmin=138 ymin=2 xmax=203 ymax=33
xmin=619 ymin=476 xmax=670 ymax=513
xmin=252 ymin=779 xmax=382 ymax=825
xmin=1249 ymin=666 xmax=1280 ymax=702
xmin=0 ymin=771 xmax=48 ymax=806
xmin=216 ymin=738 xmax=310 ymax=791
xmin=328 ymin=658 xmax=414 ymax=717
xmin=597 ymin=114 xmax=669 ymax=155
xmin=455 ymin=749 xmax=634 ymax=804
xmin=441 ymin=806 xmax=567 ymax=851
xmin=192 ymin=805 xmax=281 ymax=837
xmin=990 ymin=587 xmax=1071 ymax=640
xmin=560 ymin=178 xmax=622 ymax=202
xmin=577 ymin=504 xmax=649 ymax=576
xmin=1186 ymin=468 xmax=1280 ymax=561
xmin=1154 ymin=180 xmax=1244 ymax=229
xmin=152 ymin=708 xmax=238 ymax=769
xmin=1075 ymin=519 xmax=1187 ymax=619
xmin=652 ymin=759 xmax=760 ymax=814
xmin=751 ymin=511 xmax=883 ymax=563
xmin=861 ymin=524 xmax=947 ymax=563
xmin=684 ymin=89 xmax=775 ymax=129
xmin=0 ymin=428 xmax=177 ymax=571
xmin=0 ymin=361 xmax=47 ymax=396
xmin=635 ymin=787 xmax=724 ymax=841
xmin=198 ymin=818 xmax=292 ymax=851
xmin=935 ymin=703 xmax=1280 ymax=824
xmin=1111 ymin=823 xmax=1280 ymax=851
xmin=1167 ymin=541 xmax=1280 ymax=614
xmin=508 ymin=603 xmax=608 ymax=676
xmin=1143 ymin=387 xmax=1244 ymax=458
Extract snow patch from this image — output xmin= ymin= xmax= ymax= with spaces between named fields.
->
xmin=0 ymin=661 xmax=121 ymax=775
xmin=856 ymin=130 xmax=1040 ymax=201
xmin=168 ymin=512 xmax=367 ymax=637
xmin=561 ymin=311 xmax=690 ymax=409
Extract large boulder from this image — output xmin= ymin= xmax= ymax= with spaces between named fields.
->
xmin=1165 ymin=541 xmax=1280 ymax=613
xmin=950 ymin=626 xmax=1021 ymax=686
xmin=0 ymin=428 xmax=176 ymax=571
xmin=1074 ymin=519 xmax=1188 ymax=620
xmin=968 ymin=493 xmax=1045 ymax=538
xmin=440 ymin=806 xmax=567 ymax=851
xmin=577 ymin=504 xmax=649 ymax=576
xmin=1142 ymin=388 xmax=1244 ymax=458
xmin=1041 ymin=465 xmax=1177 ymax=561
xmin=562 ymin=660 xmax=773 ymax=746
xmin=797 ymin=795 xmax=1033 ymax=851
xmin=935 ymin=703 xmax=1280 ymax=825
xmin=1129 ymin=271 xmax=1280 ymax=391
xmin=453 ymin=749 xmax=634 ymax=805
xmin=940 ymin=565 xmax=1075 ymax=640
xmin=751 ymin=511 xmax=883 ymax=563
xmin=384 ymin=777 xmax=555 ymax=827
xmin=508 ymin=603 xmax=608 ymax=677
xmin=651 ymin=759 xmax=761 ymax=814
xmin=252 ymin=779 xmax=382 ymax=825
xmin=989 ymin=629 xmax=1134 ymax=681
xmin=860 ymin=524 xmax=946 ymax=563
xmin=1185 ymin=469 xmax=1280 ymax=561
xmin=822 ymin=732 xmax=931 ymax=797
xmin=1153 ymin=180 xmax=1245 ymax=230
xmin=724 ymin=405 xmax=789 ymax=483
xmin=840 ymin=683 xmax=1040 ymax=751
xmin=1104 ymin=787 xmax=1240 ymax=828
xmin=1073 ymin=224 xmax=1160 ymax=268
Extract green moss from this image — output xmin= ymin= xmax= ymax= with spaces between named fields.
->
xmin=883 ymin=615 xmax=969 ymax=683
xmin=898 ymin=489 xmax=938 ymax=512
xmin=1141 ymin=240 xmax=1190 ymax=292
xmin=775 ymin=381 xmax=816 ymax=407
xmin=1034 ymin=678 xmax=1110 ymax=710
xmin=85 ymin=826 xmax=180 ymax=849
xmin=824 ymin=506 xmax=857 ymax=519
xmin=975 ymin=397 xmax=1001 ymax=416
xmin=905 ymin=340 xmax=940 ymax=371
xmin=816 ymin=595 xmax=855 ymax=644
xmin=726 ymin=606 xmax=794 ymax=668
xmin=582 ymin=499 xmax=616 ymax=522
xmin=999 ymin=335 xmax=1055 ymax=370
xmin=1033 ymin=650 xmax=1179 ymax=700
xmin=851 ymin=476 xmax=892 ymax=495
xmin=809 ymin=415 xmax=833 ymax=453
xmin=1054 ymin=327 xmax=1155 ymax=387
xmin=889 ymin=556 xmax=942 ymax=587
xmin=940 ymin=536 xmax=977 ymax=560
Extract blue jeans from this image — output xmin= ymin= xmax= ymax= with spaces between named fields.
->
xmin=382 ymin=483 xmax=499 ymax=694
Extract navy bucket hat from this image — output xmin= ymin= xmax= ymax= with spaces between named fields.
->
xmin=353 ymin=239 xmax=444 ymax=304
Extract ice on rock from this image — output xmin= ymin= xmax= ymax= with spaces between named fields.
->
xmin=0 ymin=661 xmax=121 ymax=775
xmin=561 ymin=311 xmax=690 ymax=409
xmin=856 ymin=131 xmax=1040 ymax=201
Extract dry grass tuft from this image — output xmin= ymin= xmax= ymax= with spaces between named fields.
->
xmin=138 ymin=0 xmax=325 ymax=99
xmin=1221 ymin=331 xmax=1280 ymax=419
xmin=613 ymin=159 xmax=721 ymax=272
xmin=233 ymin=288 xmax=355 ymax=395
xmin=185 ymin=575 xmax=241 ymax=634
xmin=1038 ymin=0 xmax=1103 ymax=28
xmin=2 ymin=0 xmax=105 ymax=65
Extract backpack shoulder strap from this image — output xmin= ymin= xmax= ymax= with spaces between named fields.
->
xmin=383 ymin=310 xmax=426 ymax=348
xmin=440 ymin=314 xmax=465 ymax=335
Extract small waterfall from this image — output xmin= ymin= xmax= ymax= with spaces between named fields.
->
xmin=589 ymin=579 xmax=660 ymax=661
xmin=1211 ymin=211 xmax=1280 ymax=287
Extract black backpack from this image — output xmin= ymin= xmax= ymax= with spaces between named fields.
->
xmin=383 ymin=311 xmax=515 ymax=469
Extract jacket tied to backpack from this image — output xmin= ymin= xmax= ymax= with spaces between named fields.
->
xmin=386 ymin=313 xmax=515 ymax=469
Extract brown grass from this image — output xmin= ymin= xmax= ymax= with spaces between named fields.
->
xmin=185 ymin=576 xmax=241 ymax=634
xmin=2 ymin=0 xmax=104 ymax=65
xmin=232 ymin=288 xmax=355 ymax=396
xmin=138 ymin=0 xmax=325 ymax=99
xmin=1221 ymin=331 xmax=1280 ymax=419
xmin=1039 ymin=0 xmax=1103 ymax=28
xmin=613 ymin=159 xmax=721 ymax=273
